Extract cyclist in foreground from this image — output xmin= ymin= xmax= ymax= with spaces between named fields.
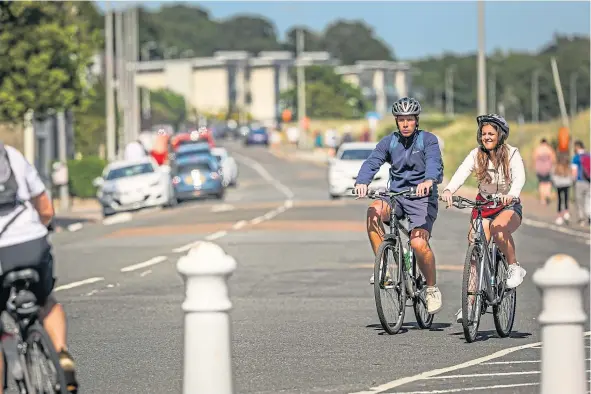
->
xmin=354 ymin=97 xmax=444 ymax=315
xmin=0 ymin=144 xmax=78 ymax=393
xmin=440 ymin=114 xmax=526 ymax=324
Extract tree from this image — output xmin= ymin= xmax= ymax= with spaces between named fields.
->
xmin=150 ymin=89 xmax=187 ymax=130
xmin=280 ymin=66 xmax=370 ymax=119
xmin=323 ymin=21 xmax=395 ymax=65
xmin=0 ymin=1 xmax=101 ymax=123
xmin=284 ymin=27 xmax=325 ymax=53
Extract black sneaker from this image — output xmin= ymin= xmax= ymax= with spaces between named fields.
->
xmin=59 ymin=349 xmax=79 ymax=393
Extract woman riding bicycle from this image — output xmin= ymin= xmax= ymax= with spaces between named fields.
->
xmin=440 ymin=114 xmax=526 ymax=323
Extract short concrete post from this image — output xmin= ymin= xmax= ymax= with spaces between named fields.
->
xmin=533 ymin=254 xmax=590 ymax=394
xmin=177 ymin=241 xmax=237 ymax=394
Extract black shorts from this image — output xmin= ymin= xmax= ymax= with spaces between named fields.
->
xmin=537 ymin=173 xmax=551 ymax=183
xmin=0 ymin=236 xmax=55 ymax=311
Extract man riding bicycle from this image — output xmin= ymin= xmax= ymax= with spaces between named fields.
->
xmin=354 ymin=97 xmax=444 ymax=315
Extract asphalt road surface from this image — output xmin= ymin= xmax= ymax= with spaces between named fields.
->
xmin=36 ymin=141 xmax=590 ymax=394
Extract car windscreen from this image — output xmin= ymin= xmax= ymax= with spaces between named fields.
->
xmin=339 ymin=149 xmax=373 ymax=161
xmin=106 ymin=163 xmax=154 ymax=180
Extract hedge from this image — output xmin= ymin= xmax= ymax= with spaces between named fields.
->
xmin=67 ymin=156 xmax=107 ymax=198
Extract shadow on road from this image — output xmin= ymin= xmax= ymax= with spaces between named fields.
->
xmin=449 ymin=329 xmax=533 ymax=343
xmin=366 ymin=322 xmax=452 ymax=336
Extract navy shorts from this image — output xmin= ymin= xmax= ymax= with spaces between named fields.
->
xmin=392 ymin=196 xmax=439 ymax=234
xmin=0 ymin=236 xmax=55 ymax=312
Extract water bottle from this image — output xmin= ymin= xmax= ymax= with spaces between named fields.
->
xmin=403 ymin=247 xmax=412 ymax=271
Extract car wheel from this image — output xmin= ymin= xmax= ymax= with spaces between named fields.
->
xmin=102 ymin=208 xmax=114 ymax=218
xmin=329 ymin=193 xmax=340 ymax=200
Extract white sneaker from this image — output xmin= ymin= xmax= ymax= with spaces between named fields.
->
xmin=555 ymin=217 xmax=564 ymax=225
xmin=425 ymin=286 xmax=443 ymax=314
xmin=506 ymin=263 xmax=526 ymax=289
xmin=455 ymin=308 xmax=462 ymax=323
xmin=563 ymin=212 xmax=571 ymax=221
xmin=369 ymin=274 xmax=374 ymax=285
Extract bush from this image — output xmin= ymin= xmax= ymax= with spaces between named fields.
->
xmin=67 ymin=156 xmax=107 ymax=198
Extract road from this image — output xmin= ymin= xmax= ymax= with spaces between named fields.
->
xmin=40 ymin=141 xmax=590 ymax=394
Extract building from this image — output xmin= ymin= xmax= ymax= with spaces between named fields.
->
xmin=134 ymin=51 xmax=411 ymax=122
xmin=335 ymin=61 xmax=411 ymax=117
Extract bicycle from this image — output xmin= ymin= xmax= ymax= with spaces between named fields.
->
xmin=0 ymin=267 xmax=69 ymax=393
xmin=445 ymin=195 xmax=518 ymax=343
xmin=357 ymin=187 xmax=434 ymax=335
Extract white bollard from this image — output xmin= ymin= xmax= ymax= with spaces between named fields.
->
xmin=533 ymin=254 xmax=590 ymax=394
xmin=177 ymin=241 xmax=237 ymax=394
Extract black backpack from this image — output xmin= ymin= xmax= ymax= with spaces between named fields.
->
xmin=0 ymin=143 xmax=25 ymax=237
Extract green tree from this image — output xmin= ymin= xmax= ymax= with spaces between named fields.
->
xmin=0 ymin=1 xmax=101 ymax=123
xmin=150 ymin=89 xmax=187 ymax=130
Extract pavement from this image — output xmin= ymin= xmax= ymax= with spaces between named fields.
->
xmin=34 ymin=140 xmax=590 ymax=394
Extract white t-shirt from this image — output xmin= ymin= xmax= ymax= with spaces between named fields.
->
xmin=0 ymin=146 xmax=48 ymax=248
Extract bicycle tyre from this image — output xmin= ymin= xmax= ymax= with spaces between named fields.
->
xmin=493 ymin=252 xmax=516 ymax=337
xmin=462 ymin=244 xmax=482 ymax=343
xmin=374 ymin=239 xmax=406 ymax=335
xmin=412 ymin=261 xmax=433 ymax=329
xmin=24 ymin=322 xmax=69 ymax=394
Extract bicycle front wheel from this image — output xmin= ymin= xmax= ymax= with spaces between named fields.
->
xmin=374 ymin=239 xmax=406 ymax=335
xmin=24 ymin=322 xmax=69 ymax=394
xmin=493 ymin=251 xmax=516 ymax=337
xmin=462 ymin=244 xmax=483 ymax=343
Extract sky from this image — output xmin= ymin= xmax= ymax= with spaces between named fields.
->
xmin=96 ymin=1 xmax=591 ymax=60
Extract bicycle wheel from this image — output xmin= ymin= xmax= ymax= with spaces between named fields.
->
xmin=412 ymin=261 xmax=434 ymax=329
xmin=374 ymin=239 xmax=406 ymax=335
xmin=462 ymin=244 xmax=483 ymax=343
xmin=24 ymin=322 xmax=69 ymax=394
xmin=493 ymin=251 xmax=516 ymax=337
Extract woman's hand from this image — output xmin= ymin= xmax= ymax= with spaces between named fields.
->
xmin=441 ymin=189 xmax=453 ymax=208
xmin=500 ymin=194 xmax=516 ymax=205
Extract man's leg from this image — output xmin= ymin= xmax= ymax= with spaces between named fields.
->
xmin=404 ymin=198 xmax=442 ymax=314
xmin=366 ymin=199 xmax=392 ymax=255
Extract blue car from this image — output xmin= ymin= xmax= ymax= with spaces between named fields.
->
xmin=244 ymin=127 xmax=269 ymax=146
xmin=172 ymin=156 xmax=224 ymax=201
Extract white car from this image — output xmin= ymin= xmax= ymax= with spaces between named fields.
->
xmin=328 ymin=142 xmax=391 ymax=199
xmin=211 ymin=147 xmax=238 ymax=187
xmin=93 ymin=157 xmax=175 ymax=217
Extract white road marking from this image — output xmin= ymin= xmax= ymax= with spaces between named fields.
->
xmin=426 ymin=370 xmax=542 ymax=379
xmin=350 ymin=331 xmax=591 ymax=394
xmin=102 ymin=212 xmax=133 ymax=226
xmin=233 ymin=220 xmax=247 ymax=229
xmin=140 ymin=269 xmax=152 ymax=277
xmin=54 ymin=277 xmax=105 ymax=292
xmin=86 ymin=289 xmax=99 ymax=296
xmin=482 ymin=358 xmax=591 ymax=365
xmin=250 ymin=217 xmax=264 ymax=225
xmin=120 ymin=256 xmax=167 ymax=272
xmin=389 ymin=382 xmax=540 ymax=394
xmin=170 ymin=151 xmax=295 ymax=253
xmin=205 ymin=231 xmax=227 ymax=241
xmin=211 ymin=204 xmax=235 ymax=213
xmin=67 ymin=222 xmax=84 ymax=232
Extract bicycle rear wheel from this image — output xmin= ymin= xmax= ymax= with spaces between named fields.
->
xmin=493 ymin=251 xmax=516 ymax=337
xmin=24 ymin=322 xmax=69 ymax=394
xmin=374 ymin=239 xmax=406 ymax=335
xmin=462 ymin=244 xmax=483 ymax=343
xmin=412 ymin=260 xmax=433 ymax=329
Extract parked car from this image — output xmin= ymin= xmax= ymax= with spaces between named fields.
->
xmin=171 ymin=128 xmax=215 ymax=150
xmin=327 ymin=142 xmax=390 ymax=199
xmin=244 ymin=127 xmax=269 ymax=146
xmin=211 ymin=147 xmax=238 ymax=187
xmin=93 ymin=157 xmax=175 ymax=217
xmin=172 ymin=155 xmax=224 ymax=201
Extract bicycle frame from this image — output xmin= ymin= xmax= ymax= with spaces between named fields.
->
xmin=472 ymin=208 xmax=505 ymax=306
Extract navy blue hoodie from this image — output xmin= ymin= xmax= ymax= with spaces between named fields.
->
xmin=355 ymin=130 xmax=444 ymax=194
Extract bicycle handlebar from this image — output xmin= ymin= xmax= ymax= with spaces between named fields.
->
xmin=352 ymin=186 xmax=432 ymax=199
xmin=442 ymin=195 xmax=520 ymax=210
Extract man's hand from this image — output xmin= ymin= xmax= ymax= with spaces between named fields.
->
xmin=416 ymin=179 xmax=433 ymax=197
xmin=354 ymin=184 xmax=368 ymax=198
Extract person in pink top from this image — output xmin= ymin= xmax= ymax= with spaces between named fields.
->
xmin=532 ymin=138 xmax=556 ymax=205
